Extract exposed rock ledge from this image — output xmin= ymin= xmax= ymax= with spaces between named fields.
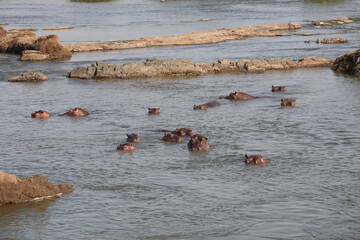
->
xmin=64 ymin=22 xmax=302 ymax=53
xmin=67 ymin=57 xmax=333 ymax=79
xmin=0 ymin=32 xmax=72 ymax=61
xmin=0 ymin=171 xmax=73 ymax=206
xmin=332 ymin=49 xmax=360 ymax=76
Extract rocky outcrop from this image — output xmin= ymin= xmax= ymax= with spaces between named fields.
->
xmin=316 ymin=37 xmax=348 ymax=44
xmin=309 ymin=17 xmax=355 ymax=26
xmin=0 ymin=32 xmax=72 ymax=61
xmin=43 ymin=26 xmax=73 ymax=31
xmin=0 ymin=171 xmax=73 ymax=206
xmin=332 ymin=49 xmax=360 ymax=76
xmin=20 ymin=50 xmax=49 ymax=61
xmin=68 ymin=57 xmax=333 ymax=80
xmin=64 ymin=22 xmax=302 ymax=52
xmin=0 ymin=27 xmax=6 ymax=38
xmin=9 ymin=72 xmax=49 ymax=82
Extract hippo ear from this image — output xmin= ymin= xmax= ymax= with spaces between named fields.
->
xmin=260 ymin=155 xmax=262 ymax=158
xmin=157 ymin=107 xmax=160 ymax=110
xmin=176 ymin=128 xmax=179 ymax=131
xmin=245 ymin=154 xmax=248 ymax=158
xmin=281 ymin=99 xmax=284 ymax=102
xmin=188 ymin=126 xmax=192 ymax=130
xmin=130 ymin=144 xmax=133 ymax=146
xmin=137 ymin=133 xmax=139 ymax=137
xmin=126 ymin=133 xmax=129 ymax=137
xmin=164 ymin=133 xmax=166 ymax=136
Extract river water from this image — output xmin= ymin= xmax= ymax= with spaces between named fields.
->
xmin=0 ymin=0 xmax=360 ymax=239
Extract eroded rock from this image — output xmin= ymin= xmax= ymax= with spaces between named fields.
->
xmin=8 ymin=72 xmax=49 ymax=82
xmin=0 ymin=32 xmax=71 ymax=60
xmin=64 ymin=22 xmax=302 ymax=52
xmin=0 ymin=171 xmax=73 ymax=206
xmin=332 ymin=49 xmax=360 ymax=76
xmin=68 ymin=57 xmax=332 ymax=80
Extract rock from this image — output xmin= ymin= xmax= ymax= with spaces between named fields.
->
xmin=332 ymin=49 xmax=360 ymax=76
xmin=310 ymin=17 xmax=355 ymax=26
xmin=9 ymin=72 xmax=49 ymax=82
xmin=64 ymin=22 xmax=302 ymax=52
xmin=0 ymin=32 xmax=72 ymax=60
xmin=20 ymin=50 xmax=49 ymax=61
xmin=43 ymin=26 xmax=73 ymax=31
xmin=200 ymin=19 xmax=211 ymax=21
xmin=68 ymin=57 xmax=333 ymax=80
xmin=32 ymin=35 xmax=72 ymax=60
xmin=0 ymin=171 xmax=73 ymax=206
xmin=316 ymin=37 xmax=348 ymax=44
xmin=0 ymin=23 xmax=8 ymax=26
xmin=0 ymin=27 xmax=6 ymax=38
xmin=7 ymin=28 xmax=38 ymax=34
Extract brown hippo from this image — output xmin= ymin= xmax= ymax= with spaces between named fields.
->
xmin=219 ymin=92 xmax=257 ymax=100
xmin=272 ymin=85 xmax=286 ymax=92
xmin=59 ymin=107 xmax=89 ymax=117
xmin=148 ymin=107 xmax=160 ymax=114
xmin=117 ymin=143 xmax=136 ymax=151
xmin=126 ymin=133 xmax=140 ymax=143
xmin=281 ymin=98 xmax=296 ymax=107
xmin=193 ymin=100 xmax=221 ymax=110
xmin=161 ymin=133 xmax=184 ymax=142
xmin=31 ymin=110 xmax=51 ymax=119
xmin=244 ymin=154 xmax=266 ymax=165
xmin=188 ymin=134 xmax=210 ymax=151
xmin=171 ymin=127 xmax=194 ymax=137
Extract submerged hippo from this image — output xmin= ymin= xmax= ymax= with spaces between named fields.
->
xmin=272 ymin=85 xmax=286 ymax=92
xmin=171 ymin=127 xmax=194 ymax=137
xmin=188 ymin=134 xmax=210 ymax=151
xmin=126 ymin=133 xmax=140 ymax=143
xmin=148 ymin=107 xmax=160 ymax=114
xmin=161 ymin=133 xmax=184 ymax=142
xmin=281 ymin=98 xmax=296 ymax=107
xmin=244 ymin=154 xmax=266 ymax=165
xmin=193 ymin=100 xmax=221 ymax=110
xmin=219 ymin=92 xmax=257 ymax=100
xmin=59 ymin=108 xmax=89 ymax=117
xmin=117 ymin=143 xmax=136 ymax=151
xmin=31 ymin=110 xmax=51 ymax=119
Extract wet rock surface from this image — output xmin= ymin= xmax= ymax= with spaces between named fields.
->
xmin=0 ymin=32 xmax=71 ymax=61
xmin=8 ymin=72 xmax=49 ymax=82
xmin=309 ymin=17 xmax=356 ymax=26
xmin=0 ymin=171 xmax=73 ymax=206
xmin=68 ymin=57 xmax=333 ymax=80
xmin=64 ymin=22 xmax=302 ymax=52
xmin=332 ymin=49 xmax=360 ymax=76
xmin=316 ymin=37 xmax=348 ymax=44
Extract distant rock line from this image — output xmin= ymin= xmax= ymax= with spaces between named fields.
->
xmin=67 ymin=57 xmax=333 ymax=80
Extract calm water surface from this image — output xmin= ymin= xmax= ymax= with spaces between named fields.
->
xmin=0 ymin=0 xmax=360 ymax=239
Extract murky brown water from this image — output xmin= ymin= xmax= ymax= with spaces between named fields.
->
xmin=1 ymin=0 xmax=360 ymax=239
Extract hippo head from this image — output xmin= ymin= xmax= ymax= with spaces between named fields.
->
xmin=148 ymin=107 xmax=160 ymax=114
xmin=31 ymin=110 xmax=51 ymax=119
xmin=281 ymin=99 xmax=296 ymax=107
xmin=126 ymin=133 xmax=140 ymax=143
xmin=161 ymin=133 xmax=184 ymax=142
xmin=244 ymin=154 xmax=266 ymax=165
xmin=60 ymin=107 xmax=89 ymax=117
xmin=193 ymin=104 xmax=208 ymax=110
xmin=172 ymin=127 xmax=193 ymax=137
xmin=272 ymin=85 xmax=286 ymax=92
xmin=188 ymin=134 xmax=210 ymax=151
xmin=117 ymin=143 xmax=136 ymax=151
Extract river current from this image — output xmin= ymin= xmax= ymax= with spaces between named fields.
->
xmin=0 ymin=0 xmax=359 ymax=239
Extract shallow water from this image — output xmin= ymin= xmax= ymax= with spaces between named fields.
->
xmin=1 ymin=0 xmax=360 ymax=239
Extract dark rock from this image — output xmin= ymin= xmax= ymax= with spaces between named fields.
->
xmin=332 ymin=49 xmax=360 ymax=76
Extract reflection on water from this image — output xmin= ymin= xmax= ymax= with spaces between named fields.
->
xmin=0 ymin=0 xmax=360 ymax=239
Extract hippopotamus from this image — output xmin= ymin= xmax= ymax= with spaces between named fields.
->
xmin=281 ymin=98 xmax=296 ymax=107
xmin=117 ymin=143 xmax=136 ymax=151
xmin=188 ymin=134 xmax=210 ymax=151
xmin=272 ymin=85 xmax=286 ymax=92
xmin=219 ymin=92 xmax=257 ymax=100
xmin=126 ymin=133 xmax=140 ymax=142
xmin=161 ymin=133 xmax=184 ymax=142
xmin=148 ymin=107 xmax=160 ymax=114
xmin=59 ymin=108 xmax=89 ymax=117
xmin=171 ymin=127 xmax=194 ymax=137
xmin=193 ymin=100 xmax=221 ymax=110
xmin=244 ymin=154 xmax=266 ymax=165
xmin=31 ymin=110 xmax=51 ymax=119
